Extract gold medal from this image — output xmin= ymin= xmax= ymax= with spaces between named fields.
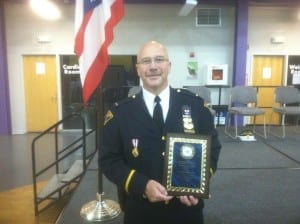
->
xmin=132 ymin=147 xmax=139 ymax=157
xmin=131 ymin=139 xmax=139 ymax=158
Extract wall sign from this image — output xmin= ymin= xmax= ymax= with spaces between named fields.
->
xmin=36 ymin=62 xmax=46 ymax=75
xmin=287 ymin=55 xmax=300 ymax=85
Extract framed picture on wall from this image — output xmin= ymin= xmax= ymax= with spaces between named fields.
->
xmin=206 ymin=64 xmax=228 ymax=86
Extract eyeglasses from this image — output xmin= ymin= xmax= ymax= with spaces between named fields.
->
xmin=137 ymin=56 xmax=169 ymax=66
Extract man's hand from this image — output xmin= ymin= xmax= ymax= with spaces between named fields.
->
xmin=145 ymin=180 xmax=173 ymax=203
xmin=178 ymin=195 xmax=199 ymax=206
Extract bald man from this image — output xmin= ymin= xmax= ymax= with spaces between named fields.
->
xmin=100 ymin=41 xmax=221 ymax=224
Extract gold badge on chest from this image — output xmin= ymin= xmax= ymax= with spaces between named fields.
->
xmin=182 ymin=105 xmax=195 ymax=134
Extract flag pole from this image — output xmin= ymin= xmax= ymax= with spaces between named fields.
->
xmin=75 ymin=0 xmax=124 ymax=220
xmin=80 ymin=86 xmax=121 ymax=222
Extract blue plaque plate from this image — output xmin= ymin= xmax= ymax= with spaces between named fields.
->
xmin=163 ymin=133 xmax=211 ymax=198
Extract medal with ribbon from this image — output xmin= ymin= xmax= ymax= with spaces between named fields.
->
xmin=131 ymin=138 xmax=139 ymax=157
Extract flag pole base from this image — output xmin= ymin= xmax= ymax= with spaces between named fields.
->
xmin=80 ymin=193 xmax=121 ymax=222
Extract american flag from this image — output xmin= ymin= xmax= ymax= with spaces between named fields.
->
xmin=74 ymin=0 xmax=124 ymax=104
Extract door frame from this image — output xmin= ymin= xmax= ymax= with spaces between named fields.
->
xmin=248 ymin=54 xmax=287 ymax=125
xmin=22 ymin=54 xmax=62 ymax=132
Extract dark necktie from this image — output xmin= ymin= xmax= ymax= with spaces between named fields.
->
xmin=153 ymin=96 xmax=164 ymax=132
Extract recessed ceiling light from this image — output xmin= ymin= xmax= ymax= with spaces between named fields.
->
xmin=29 ymin=0 xmax=61 ymax=21
xmin=178 ymin=0 xmax=198 ymax=16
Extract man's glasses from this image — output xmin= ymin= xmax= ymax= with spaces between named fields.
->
xmin=137 ymin=56 xmax=169 ymax=66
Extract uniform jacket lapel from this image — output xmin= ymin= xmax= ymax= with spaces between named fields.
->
xmin=164 ymin=88 xmax=184 ymax=133
xmin=131 ymin=91 xmax=161 ymax=134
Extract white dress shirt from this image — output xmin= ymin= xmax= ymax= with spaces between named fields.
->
xmin=142 ymin=86 xmax=170 ymax=122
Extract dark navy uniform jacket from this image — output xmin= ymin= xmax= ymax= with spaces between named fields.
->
xmin=100 ymin=87 xmax=221 ymax=224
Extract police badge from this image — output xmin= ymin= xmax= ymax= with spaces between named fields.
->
xmin=182 ymin=105 xmax=195 ymax=134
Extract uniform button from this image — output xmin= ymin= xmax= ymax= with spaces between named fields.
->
xmin=162 ymin=152 xmax=165 ymax=156
xmin=161 ymin=136 xmax=165 ymax=140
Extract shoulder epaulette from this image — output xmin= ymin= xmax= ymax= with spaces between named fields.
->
xmin=104 ymin=94 xmax=139 ymax=126
xmin=175 ymin=88 xmax=202 ymax=99
xmin=113 ymin=94 xmax=139 ymax=107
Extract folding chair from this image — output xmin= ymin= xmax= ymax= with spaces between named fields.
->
xmin=186 ymin=86 xmax=217 ymax=126
xmin=225 ymin=86 xmax=267 ymax=139
xmin=128 ymin=86 xmax=142 ymax=97
xmin=268 ymin=86 xmax=300 ymax=138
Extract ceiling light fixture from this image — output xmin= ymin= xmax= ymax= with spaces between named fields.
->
xmin=29 ymin=0 xmax=61 ymax=21
xmin=178 ymin=0 xmax=198 ymax=16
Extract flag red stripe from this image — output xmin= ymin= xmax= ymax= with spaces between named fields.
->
xmin=82 ymin=0 xmax=124 ymax=103
xmin=74 ymin=10 xmax=93 ymax=57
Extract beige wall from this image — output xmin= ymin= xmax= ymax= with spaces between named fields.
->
xmin=4 ymin=2 xmax=300 ymax=133
xmin=247 ymin=7 xmax=300 ymax=85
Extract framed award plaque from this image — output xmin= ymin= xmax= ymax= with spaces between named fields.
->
xmin=163 ymin=133 xmax=211 ymax=198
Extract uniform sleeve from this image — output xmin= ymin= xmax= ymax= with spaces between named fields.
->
xmin=199 ymin=106 xmax=222 ymax=176
xmin=209 ymin=127 xmax=221 ymax=175
xmin=99 ymin=108 xmax=149 ymax=197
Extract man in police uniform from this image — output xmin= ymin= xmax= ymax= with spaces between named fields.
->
xmin=100 ymin=41 xmax=221 ymax=224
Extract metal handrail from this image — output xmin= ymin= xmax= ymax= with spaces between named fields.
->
xmin=31 ymin=106 xmax=97 ymax=215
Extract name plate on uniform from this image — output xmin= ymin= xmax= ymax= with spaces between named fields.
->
xmin=163 ymin=133 xmax=211 ymax=198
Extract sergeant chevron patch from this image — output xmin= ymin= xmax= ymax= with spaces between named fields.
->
xmin=104 ymin=110 xmax=114 ymax=125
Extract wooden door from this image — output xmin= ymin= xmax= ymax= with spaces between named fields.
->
xmin=251 ymin=55 xmax=284 ymax=124
xmin=23 ymin=55 xmax=59 ymax=132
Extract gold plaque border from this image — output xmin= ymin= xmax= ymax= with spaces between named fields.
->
xmin=163 ymin=133 xmax=211 ymax=198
